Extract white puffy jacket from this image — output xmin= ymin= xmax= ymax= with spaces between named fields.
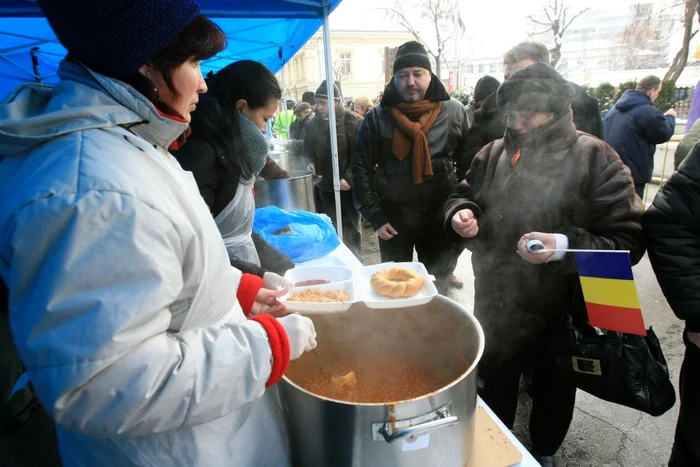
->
xmin=0 ymin=60 xmax=290 ymax=466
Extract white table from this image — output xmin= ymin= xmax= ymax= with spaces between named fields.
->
xmin=299 ymin=244 xmax=540 ymax=466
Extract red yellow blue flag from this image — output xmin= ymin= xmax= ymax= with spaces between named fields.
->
xmin=574 ymin=251 xmax=646 ymax=336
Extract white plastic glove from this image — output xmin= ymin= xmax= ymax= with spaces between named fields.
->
xmin=263 ymin=271 xmax=294 ymax=290
xmin=278 ymin=314 xmax=317 ymax=360
xmin=306 ymin=163 xmax=316 ymax=173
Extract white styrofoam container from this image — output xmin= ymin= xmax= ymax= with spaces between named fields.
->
xmin=280 ymin=262 xmax=437 ymax=314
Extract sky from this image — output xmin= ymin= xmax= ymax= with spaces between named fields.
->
xmin=327 ymin=0 xmax=680 ymax=59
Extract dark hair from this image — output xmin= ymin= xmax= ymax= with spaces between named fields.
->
xmin=123 ymin=15 xmax=226 ymax=107
xmin=189 ymin=60 xmax=282 ymax=181
xmin=503 ymin=41 xmax=550 ymax=66
xmin=637 ymin=75 xmax=662 ymax=92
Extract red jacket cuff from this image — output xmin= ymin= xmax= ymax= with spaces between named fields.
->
xmin=249 ymin=315 xmax=290 ymax=387
xmin=237 ymin=273 xmax=264 ymax=316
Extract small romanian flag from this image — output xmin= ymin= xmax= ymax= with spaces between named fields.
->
xmin=574 ymin=251 xmax=647 ymax=336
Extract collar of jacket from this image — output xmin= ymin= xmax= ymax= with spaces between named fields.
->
xmin=380 ymin=72 xmax=450 ymax=108
xmin=504 ymin=108 xmax=578 ymax=155
xmin=62 ymin=60 xmax=189 ymax=149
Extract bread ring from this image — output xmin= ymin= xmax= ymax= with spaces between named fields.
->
xmin=370 ymin=267 xmax=425 ymax=298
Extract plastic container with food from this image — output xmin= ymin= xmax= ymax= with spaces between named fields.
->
xmin=279 ymin=262 xmax=437 ymax=314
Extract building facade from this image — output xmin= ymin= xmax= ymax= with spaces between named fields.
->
xmin=278 ymin=29 xmax=414 ymax=103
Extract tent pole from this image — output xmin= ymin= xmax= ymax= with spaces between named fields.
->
xmin=278 ymin=47 xmax=291 ymax=137
xmin=322 ymin=5 xmax=344 ymax=241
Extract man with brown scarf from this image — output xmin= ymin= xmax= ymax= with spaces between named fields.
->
xmin=352 ymin=41 xmax=472 ymax=287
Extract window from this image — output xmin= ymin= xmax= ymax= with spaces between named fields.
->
xmin=466 ymin=65 xmax=474 ymax=73
xmin=478 ymin=64 xmax=485 ymax=73
xmin=339 ymin=52 xmax=352 ymax=77
xmin=489 ymin=63 xmax=497 ymax=73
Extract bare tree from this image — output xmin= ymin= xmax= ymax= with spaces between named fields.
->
xmin=527 ymin=0 xmax=589 ymax=68
xmin=664 ymin=0 xmax=700 ymax=82
xmin=332 ymin=60 xmax=346 ymax=97
xmin=380 ymin=0 xmax=465 ymax=78
xmin=611 ymin=3 xmax=672 ymax=71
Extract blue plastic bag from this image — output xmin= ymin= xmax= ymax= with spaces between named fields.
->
xmin=253 ymin=206 xmax=340 ymax=263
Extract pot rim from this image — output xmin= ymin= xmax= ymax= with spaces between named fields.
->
xmin=255 ymin=170 xmax=313 ymax=183
xmin=280 ymin=295 xmax=485 ymax=407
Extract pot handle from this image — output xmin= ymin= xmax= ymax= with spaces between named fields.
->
xmin=375 ymin=403 xmax=459 ymax=443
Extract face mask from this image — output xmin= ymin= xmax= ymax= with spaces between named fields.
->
xmin=238 ymin=112 xmax=268 ymax=175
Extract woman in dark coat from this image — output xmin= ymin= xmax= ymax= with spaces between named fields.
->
xmin=174 ymin=60 xmax=294 ymax=280
xmin=445 ymin=64 xmax=644 ymax=466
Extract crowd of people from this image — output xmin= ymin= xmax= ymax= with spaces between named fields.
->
xmin=0 ymin=1 xmax=698 ymax=467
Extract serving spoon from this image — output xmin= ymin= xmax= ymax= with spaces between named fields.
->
xmin=311 ymin=349 xmax=356 ymax=393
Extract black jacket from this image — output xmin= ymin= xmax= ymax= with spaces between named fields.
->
xmin=352 ymin=77 xmax=472 ymax=230
xmin=459 ymin=93 xmax=506 ymax=178
xmin=444 ymin=111 xmax=644 ymax=358
xmin=303 ymin=105 xmax=363 ymax=193
xmin=173 ymin=139 xmax=294 ymax=276
xmin=570 ymin=82 xmax=603 ymax=138
xmin=643 ymin=142 xmax=700 ymax=332
xmin=603 ymin=90 xmax=675 ymax=183
xmin=289 ymin=115 xmax=312 ymax=141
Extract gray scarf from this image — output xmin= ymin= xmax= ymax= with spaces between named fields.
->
xmin=239 ymin=112 xmax=268 ymax=175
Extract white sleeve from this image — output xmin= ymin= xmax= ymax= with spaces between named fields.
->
xmin=6 ymin=191 xmax=272 ymax=437
xmin=546 ymin=234 xmax=569 ymax=262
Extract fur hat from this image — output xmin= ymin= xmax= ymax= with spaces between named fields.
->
xmin=38 ymin=0 xmax=199 ymax=78
xmin=497 ymin=63 xmax=571 ymax=115
xmin=393 ymin=41 xmax=432 ymax=74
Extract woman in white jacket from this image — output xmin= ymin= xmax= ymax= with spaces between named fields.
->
xmin=0 ymin=1 xmax=317 ymax=465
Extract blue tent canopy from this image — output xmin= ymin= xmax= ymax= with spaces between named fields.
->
xmin=0 ymin=0 xmax=342 ymax=96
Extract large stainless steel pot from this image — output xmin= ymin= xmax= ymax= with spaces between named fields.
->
xmin=254 ymin=170 xmax=315 ymax=212
xmin=279 ymin=295 xmax=484 ymax=467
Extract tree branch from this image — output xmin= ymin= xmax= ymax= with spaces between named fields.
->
xmin=528 ymin=16 xmax=553 ymax=27
xmin=378 ymin=6 xmax=438 ymax=58
xmin=562 ymin=7 xmax=590 ymax=33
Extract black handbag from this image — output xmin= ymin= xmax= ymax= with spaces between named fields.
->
xmin=549 ymin=283 xmax=676 ymax=417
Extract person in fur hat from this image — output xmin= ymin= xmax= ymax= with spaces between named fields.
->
xmin=445 ymin=63 xmax=644 ymax=467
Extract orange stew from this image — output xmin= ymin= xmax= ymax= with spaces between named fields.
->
xmin=289 ymin=357 xmax=454 ymax=403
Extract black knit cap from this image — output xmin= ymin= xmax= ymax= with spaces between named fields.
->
xmin=474 ymin=76 xmax=501 ymax=103
xmin=497 ymin=63 xmax=572 ymax=115
xmin=393 ymin=41 xmax=432 ymax=74
xmin=315 ymin=80 xmax=341 ymax=100
xmin=302 ymin=91 xmax=316 ymax=105
xmin=38 ymin=0 xmax=200 ymax=78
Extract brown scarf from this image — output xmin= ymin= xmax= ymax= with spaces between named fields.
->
xmin=388 ymin=100 xmax=443 ymax=184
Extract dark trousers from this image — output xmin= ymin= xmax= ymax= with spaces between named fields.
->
xmin=319 ymin=190 xmax=362 ymax=260
xmin=479 ymin=346 xmax=577 ymax=456
xmin=635 ymin=183 xmax=646 ymax=199
xmin=1 ymin=290 xmax=35 ymax=431
xmin=669 ymin=330 xmax=700 ymax=467
xmin=313 ymin=186 xmax=324 ymax=214
xmin=378 ymin=219 xmax=455 ymax=280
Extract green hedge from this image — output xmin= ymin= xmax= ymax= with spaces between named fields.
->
xmin=584 ymin=80 xmax=676 ymax=115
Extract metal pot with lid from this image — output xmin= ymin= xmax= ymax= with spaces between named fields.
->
xmin=279 ymin=295 xmax=484 ymax=467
